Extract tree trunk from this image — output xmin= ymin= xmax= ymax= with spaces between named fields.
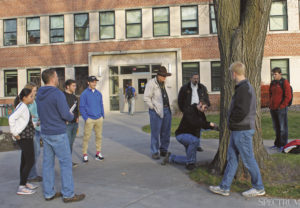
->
xmin=210 ymin=0 xmax=272 ymax=178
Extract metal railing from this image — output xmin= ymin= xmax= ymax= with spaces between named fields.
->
xmin=0 ymin=104 xmax=14 ymax=117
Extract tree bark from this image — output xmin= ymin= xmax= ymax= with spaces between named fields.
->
xmin=210 ymin=0 xmax=272 ymax=177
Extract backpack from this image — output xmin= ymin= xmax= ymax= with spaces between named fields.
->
xmin=126 ymin=87 xmax=133 ymax=99
xmin=270 ymin=78 xmax=293 ymax=107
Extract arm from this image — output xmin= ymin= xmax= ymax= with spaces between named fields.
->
xmin=201 ymin=84 xmax=211 ymax=107
xmin=9 ymin=104 xmax=25 ymax=137
xmin=177 ymin=86 xmax=186 ymax=112
xmin=100 ymin=92 xmax=105 ymax=118
xmin=144 ymin=81 xmax=154 ymax=109
xmin=280 ymin=80 xmax=292 ymax=109
xmin=183 ymin=107 xmax=212 ymax=129
xmin=79 ymin=92 xmax=88 ymax=121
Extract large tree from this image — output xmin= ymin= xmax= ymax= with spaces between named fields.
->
xmin=210 ymin=0 xmax=272 ymax=176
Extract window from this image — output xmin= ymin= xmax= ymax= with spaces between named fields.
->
xmin=99 ymin=11 xmax=115 ymax=40
xmin=4 ymin=70 xmax=18 ymax=97
xmin=269 ymin=0 xmax=288 ymax=31
xmin=120 ymin=65 xmax=150 ymax=74
xmin=27 ymin=69 xmax=41 ymax=87
xmin=271 ymin=59 xmax=289 ymax=81
xmin=75 ymin=67 xmax=88 ymax=95
xmin=153 ymin=7 xmax=170 ymax=37
xmin=109 ymin=66 xmax=119 ymax=111
xmin=27 ymin=17 xmax=40 ymax=44
xmin=181 ymin=6 xmax=198 ymax=35
xmin=182 ymin=63 xmax=199 ymax=85
xmin=3 ymin=19 xmax=17 ymax=46
xmin=50 ymin=15 xmax=64 ymax=43
xmin=211 ymin=62 xmax=221 ymax=91
xmin=209 ymin=5 xmax=217 ymax=34
xmin=126 ymin=9 xmax=142 ymax=38
xmin=74 ymin=13 xmax=89 ymax=41
xmin=50 ymin=68 xmax=65 ymax=90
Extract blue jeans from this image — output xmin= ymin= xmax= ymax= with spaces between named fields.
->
xmin=149 ymin=107 xmax=171 ymax=154
xmin=28 ymin=130 xmax=41 ymax=179
xmin=128 ymin=98 xmax=135 ymax=115
xmin=66 ymin=122 xmax=78 ymax=153
xmin=220 ymin=130 xmax=264 ymax=191
xmin=170 ymin=134 xmax=199 ymax=165
xmin=41 ymin=133 xmax=74 ymax=199
xmin=270 ymin=107 xmax=288 ymax=147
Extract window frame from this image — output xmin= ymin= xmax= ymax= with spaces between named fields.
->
xmin=269 ymin=0 xmax=288 ymax=31
xmin=3 ymin=18 xmax=17 ymax=46
xmin=74 ymin=13 xmax=90 ymax=41
xmin=99 ymin=11 xmax=115 ymax=40
xmin=26 ymin=17 xmax=40 ymax=44
xmin=211 ymin=61 xmax=221 ymax=92
xmin=125 ymin=9 xmax=142 ymax=39
xmin=180 ymin=5 xmax=199 ymax=35
xmin=153 ymin=7 xmax=170 ymax=37
xmin=270 ymin=59 xmax=290 ymax=82
xmin=49 ymin=15 xmax=64 ymax=43
xmin=209 ymin=4 xmax=217 ymax=34
xmin=4 ymin=69 xmax=18 ymax=97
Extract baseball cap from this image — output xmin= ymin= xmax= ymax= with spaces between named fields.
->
xmin=87 ymin=76 xmax=99 ymax=82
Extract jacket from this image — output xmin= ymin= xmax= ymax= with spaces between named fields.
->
xmin=144 ymin=77 xmax=171 ymax=118
xmin=228 ymin=79 xmax=256 ymax=131
xmin=175 ymin=104 xmax=212 ymax=138
xmin=269 ymin=78 xmax=292 ymax=110
xmin=64 ymin=91 xmax=79 ymax=123
xmin=9 ymin=102 xmax=30 ymax=137
xmin=79 ymin=88 xmax=104 ymax=121
xmin=36 ymin=86 xmax=74 ymax=135
xmin=178 ymin=82 xmax=210 ymax=112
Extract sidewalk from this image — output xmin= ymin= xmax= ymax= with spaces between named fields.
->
xmin=0 ymin=112 xmax=295 ymax=208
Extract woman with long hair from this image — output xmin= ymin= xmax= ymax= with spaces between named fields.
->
xmin=9 ymin=88 xmax=38 ymax=195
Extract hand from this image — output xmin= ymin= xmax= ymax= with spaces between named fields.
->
xmin=66 ymin=121 xmax=69 ymax=125
xmin=210 ymin=122 xmax=215 ymax=127
xmin=76 ymin=118 xmax=79 ymax=123
xmin=15 ymin=135 xmax=20 ymax=140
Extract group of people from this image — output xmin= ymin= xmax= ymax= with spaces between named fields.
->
xmin=8 ymin=62 xmax=292 ymax=201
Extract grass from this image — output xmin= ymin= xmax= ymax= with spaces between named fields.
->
xmin=0 ymin=117 xmax=8 ymax=126
xmin=142 ymin=111 xmax=300 ymax=140
xmin=190 ymin=154 xmax=300 ymax=199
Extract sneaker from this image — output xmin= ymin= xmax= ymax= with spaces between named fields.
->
xmin=17 ymin=186 xmax=36 ymax=195
xmin=83 ymin=155 xmax=88 ymax=163
xmin=185 ymin=163 xmax=196 ymax=170
xmin=270 ymin=145 xmax=278 ymax=150
xmin=161 ymin=152 xmax=171 ymax=165
xmin=26 ymin=183 xmax=39 ymax=190
xmin=197 ymin=147 xmax=204 ymax=152
xmin=242 ymin=188 xmax=265 ymax=197
xmin=63 ymin=194 xmax=85 ymax=203
xmin=209 ymin=185 xmax=230 ymax=196
xmin=278 ymin=146 xmax=284 ymax=153
xmin=95 ymin=152 xmax=104 ymax=161
xmin=27 ymin=176 xmax=43 ymax=182
xmin=72 ymin=162 xmax=78 ymax=168
xmin=45 ymin=192 xmax=62 ymax=201
xmin=151 ymin=153 xmax=160 ymax=160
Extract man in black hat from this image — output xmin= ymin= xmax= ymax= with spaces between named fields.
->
xmin=79 ymin=76 xmax=105 ymax=163
xmin=144 ymin=66 xmax=172 ymax=160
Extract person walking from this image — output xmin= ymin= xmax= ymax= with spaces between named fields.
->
xmin=63 ymin=79 xmax=79 ymax=168
xmin=24 ymin=82 xmax=43 ymax=183
xmin=209 ymin=62 xmax=265 ymax=197
xmin=178 ymin=73 xmax=210 ymax=152
xmin=9 ymin=88 xmax=38 ymax=195
xmin=125 ymin=83 xmax=136 ymax=115
xmin=269 ymin=67 xmax=292 ymax=151
xmin=36 ymin=68 xmax=85 ymax=202
xmin=144 ymin=66 xmax=172 ymax=160
xmin=79 ymin=76 xmax=105 ymax=163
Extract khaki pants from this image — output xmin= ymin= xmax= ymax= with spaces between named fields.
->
xmin=82 ymin=117 xmax=103 ymax=155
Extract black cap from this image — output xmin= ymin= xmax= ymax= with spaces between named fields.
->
xmin=87 ymin=76 xmax=99 ymax=82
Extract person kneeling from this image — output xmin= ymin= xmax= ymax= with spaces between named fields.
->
xmin=161 ymin=100 xmax=218 ymax=170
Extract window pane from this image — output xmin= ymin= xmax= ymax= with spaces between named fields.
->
xmin=109 ymin=66 xmax=118 ymax=75
xmin=126 ymin=25 xmax=141 ymax=38
xmin=50 ymin=29 xmax=64 ymax=37
xmin=182 ymin=63 xmax=199 ymax=85
xmin=154 ymin=8 xmax=168 ymax=22
xmin=4 ymin=33 xmax=17 ymax=46
xmin=271 ymin=59 xmax=288 ymax=74
xmin=27 ymin=69 xmax=41 ymax=87
xmin=50 ymin=16 xmax=64 ymax=29
xmin=211 ymin=21 xmax=217 ymax=33
xmin=154 ymin=23 xmax=169 ymax=36
xmin=182 ymin=21 xmax=197 ymax=28
xmin=51 ymin=68 xmax=65 ymax=91
xmin=182 ymin=7 xmax=197 ymax=20
xmin=75 ymin=28 xmax=89 ymax=40
xmin=110 ymin=96 xmax=119 ymax=111
xmin=100 ymin=26 xmax=114 ymax=39
xmin=270 ymin=1 xmax=287 ymax=15
xmin=211 ymin=62 xmax=221 ymax=91
xmin=27 ymin=31 xmax=40 ymax=44
xmin=100 ymin=12 xmax=114 ymax=25
xmin=75 ymin=67 xmax=89 ymax=95
xmin=75 ymin=14 xmax=89 ymax=27
xmin=4 ymin=70 xmax=18 ymax=97
xmin=27 ymin=18 xmax=40 ymax=30
xmin=270 ymin=16 xmax=288 ymax=30
xmin=210 ymin=5 xmax=215 ymax=19
xmin=4 ymin=19 xmax=17 ymax=32
xmin=126 ymin=10 xmax=141 ymax=24
xmin=109 ymin=76 xmax=119 ymax=95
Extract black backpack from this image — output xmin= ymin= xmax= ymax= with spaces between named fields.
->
xmin=270 ymin=78 xmax=293 ymax=107
xmin=126 ymin=87 xmax=133 ymax=99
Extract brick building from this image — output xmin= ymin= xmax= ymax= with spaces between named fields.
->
xmin=0 ymin=0 xmax=299 ymax=113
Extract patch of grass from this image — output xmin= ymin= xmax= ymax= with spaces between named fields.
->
xmin=0 ymin=117 xmax=8 ymax=126
xmin=142 ymin=112 xmax=300 ymax=140
xmin=190 ymin=154 xmax=300 ymax=199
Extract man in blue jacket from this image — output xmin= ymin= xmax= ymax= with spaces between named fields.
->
xmin=79 ymin=76 xmax=104 ymax=163
xmin=36 ymin=68 xmax=85 ymax=202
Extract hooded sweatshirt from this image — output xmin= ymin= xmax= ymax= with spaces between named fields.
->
xmin=36 ymin=86 xmax=74 ymax=135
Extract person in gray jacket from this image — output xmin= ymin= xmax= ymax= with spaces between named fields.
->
xmin=144 ymin=66 xmax=172 ymax=160
xmin=209 ymin=62 xmax=265 ymax=197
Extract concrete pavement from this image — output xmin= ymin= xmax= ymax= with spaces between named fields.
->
xmin=0 ymin=112 xmax=296 ymax=208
